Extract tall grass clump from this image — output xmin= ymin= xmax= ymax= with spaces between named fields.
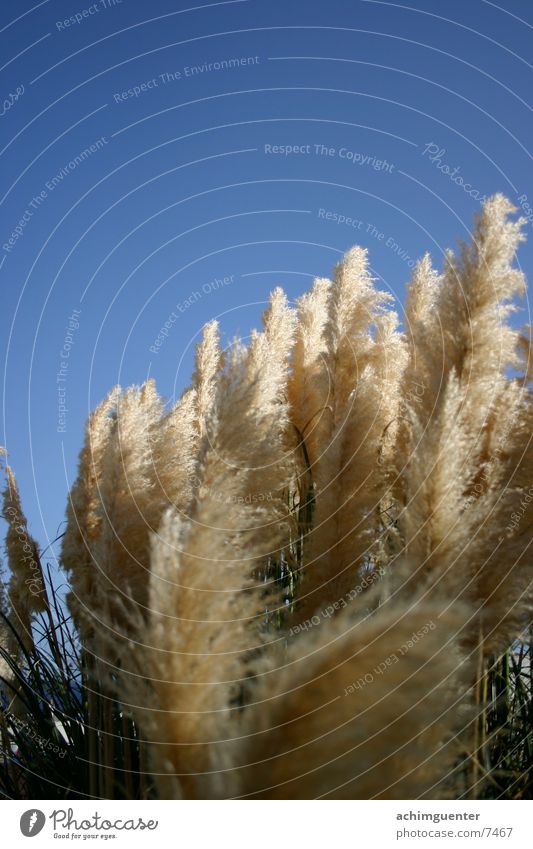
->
xmin=1 ymin=194 xmax=532 ymax=800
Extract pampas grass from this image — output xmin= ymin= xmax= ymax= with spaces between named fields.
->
xmin=1 ymin=194 xmax=532 ymax=800
xmin=237 ymin=602 xmax=473 ymax=799
xmin=111 ymin=291 xmax=297 ymax=799
xmin=1 ymin=458 xmax=47 ymax=653
xmin=395 ymin=196 xmax=532 ymax=656
xmin=290 ymin=249 xmax=407 ymax=620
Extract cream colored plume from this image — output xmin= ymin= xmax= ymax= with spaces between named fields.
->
xmin=237 ymin=600 xmax=473 ymax=799
xmin=49 ymin=192 xmax=533 ymax=801
xmin=118 ymin=296 xmax=296 ymax=798
xmin=1 ymin=459 xmax=46 ymax=651
xmin=61 ymin=387 xmax=120 ymax=644
xmin=396 ymin=196 xmax=532 ymax=653
xmin=296 ymin=248 xmax=407 ymax=619
xmin=62 ymin=379 xmax=199 ymax=656
xmin=0 ymin=571 xmax=13 ymax=682
xmin=192 ymin=320 xmax=223 ymax=435
xmin=288 ymin=277 xmax=331 ymax=486
xmin=399 ymin=253 xmax=442 ymax=433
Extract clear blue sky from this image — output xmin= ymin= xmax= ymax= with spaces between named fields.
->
xmin=1 ymin=0 xmax=532 ymax=567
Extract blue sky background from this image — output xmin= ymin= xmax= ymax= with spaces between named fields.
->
xmin=1 ymin=0 xmax=532 ymax=568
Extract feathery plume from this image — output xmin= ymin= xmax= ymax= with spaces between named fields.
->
xmin=1 ymin=460 xmax=46 ymax=651
xmin=48 ymin=192 xmax=532 ymax=800
xmin=192 ymin=320 xmax=223 ymax=435
xmin=149 ymin=388 xmax=199 ymax=518
xmin=296 ymin=248 xmax=406 ymax=618
xmin=120 ymin=327 xmax=296 ymax=798
xmin=61 ymin=387 xmax=120 ymax=643
xmin=397 ymin=377 xmax=533 ymax=653
xmin=396 ymin=197 xmax=532 ymax=652
xmin=238 ymin=601 xmax=473 ymax=799
xmin=0 ymin=570 xmax=12 ymax=684
xmin=88 ymin=381 xmax=166 ymax=631
xmin=399 ymin=253 xmax=442 ymax=435
xmin=63 ymin=379 xmax=202 ymax=657
xmin=123 ymin=505 xmax=268 ymax=799
xmin=518 ymin=327 xmax=533 ymax=382
xmin=288 ymin=277 xmax=331 ymax=485
xmin=442 ymin=196 xmax=525 ymax=367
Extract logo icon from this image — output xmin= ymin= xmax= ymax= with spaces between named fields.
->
xmin=20 ymin=810 xmax=46 ymax=837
